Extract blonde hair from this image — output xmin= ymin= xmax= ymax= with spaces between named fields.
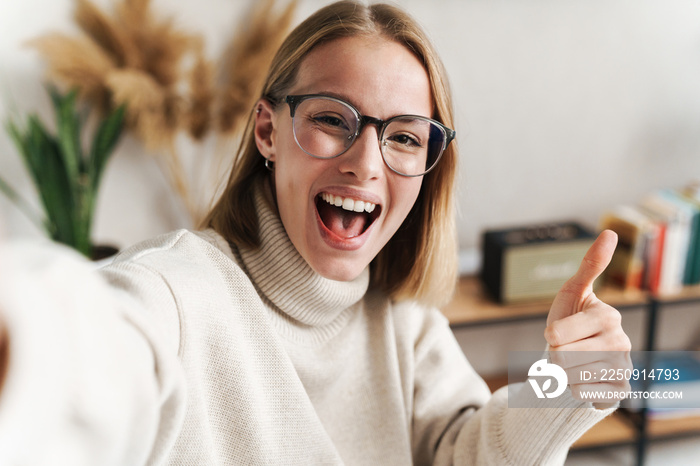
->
xmin=203 ymin=0 xmax=458 ymax=307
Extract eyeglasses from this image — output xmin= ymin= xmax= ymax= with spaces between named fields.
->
xmin=284 ymin=94 xmax=455 ymax=177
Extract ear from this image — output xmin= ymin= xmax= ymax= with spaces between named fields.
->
xmin=254 ymin=98 xmax=277 ymax=162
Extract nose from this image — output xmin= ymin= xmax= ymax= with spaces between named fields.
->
xmin=337 ymin=125 xmax=384 ymax=181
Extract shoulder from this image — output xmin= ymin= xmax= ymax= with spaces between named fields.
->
xmin=101 ymin=228 xmax=249 ymax=308
xmin=112 ymin=229 xmax=236 ymax=268
xmin=100 ymin=230 xmax=252 ymax=354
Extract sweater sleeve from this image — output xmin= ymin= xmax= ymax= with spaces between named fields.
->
xmin=0 ymin=241 xmax=186 ymax=466
xmin=411 ymin=307 xmax=615 ymax=466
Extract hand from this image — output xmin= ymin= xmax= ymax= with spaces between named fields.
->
xmin=544 ymin=230 xmax=632 ymax=407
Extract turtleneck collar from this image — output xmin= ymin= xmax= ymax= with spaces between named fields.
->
xmin=236 ymin=181 xmax=369 ymax=328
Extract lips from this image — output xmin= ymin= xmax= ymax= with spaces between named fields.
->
xmin=315 ymin=192 xmax=381 ymax=240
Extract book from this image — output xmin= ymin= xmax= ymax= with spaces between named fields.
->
xmin=639 ymin=193 xmax=689 ymax=295
xmin=640 ymin=218 xmax=664 ymax=293
xmin=657 ymin=189 xmax=700 ymax=286
xmin=679 ymin=183 xmax=700 ymax=284
xmin=600 ymin=205 xmax=651 ymax=290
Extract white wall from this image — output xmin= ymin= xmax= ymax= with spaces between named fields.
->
xmin=433 ymin=0 xmax=700 ymax=251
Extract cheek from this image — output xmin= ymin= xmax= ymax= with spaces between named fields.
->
xmin=273 ymin=154 xmax=319 ymax=234
xmin=274 ymin=170 xmax=303 ymax=221
xmin=274 ymin=153 xmax=316 ymax=201
xmin=391 ymin=178 xmax=423 ymax=220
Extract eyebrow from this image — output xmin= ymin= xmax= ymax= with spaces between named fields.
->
xmin=305 ymin=90 xmax=359 ymax=108
xmin=296 ymin=90 xmax=435 ymax=120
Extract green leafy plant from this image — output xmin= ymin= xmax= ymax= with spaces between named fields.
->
xmin=1 ymin=86 xmax=125 ymax=257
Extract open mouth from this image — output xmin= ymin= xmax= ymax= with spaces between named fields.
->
xmin=315 ymin=193 xmax=382 ymax=239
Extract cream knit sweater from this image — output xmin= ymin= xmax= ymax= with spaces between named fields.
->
xmin=0 ymin=190 xmax=614 ymax=465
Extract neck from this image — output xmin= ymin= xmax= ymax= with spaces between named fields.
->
xmin=235 ymin=182 xmax=369 ymax=328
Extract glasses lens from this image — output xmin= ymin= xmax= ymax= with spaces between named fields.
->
xmin=292 ymin=97 xmax=359 ymax=159
xmin=381 ymin=117 xmax=446 ymax=176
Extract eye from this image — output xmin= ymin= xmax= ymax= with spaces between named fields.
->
xmin=387 ymin=132 xmax=422 ymax=148
xmin=311 ymin=113 xmax=349 ymax=130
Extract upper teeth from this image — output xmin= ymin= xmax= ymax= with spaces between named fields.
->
xmin=321 ymin=193 xmax=376 ymax=213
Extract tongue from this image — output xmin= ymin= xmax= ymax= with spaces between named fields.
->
xmin=318 ymin=201 xmax=367 ymax=238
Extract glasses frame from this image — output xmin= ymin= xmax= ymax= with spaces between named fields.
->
xmin=283 ymin=94 xmax=456 ymax=177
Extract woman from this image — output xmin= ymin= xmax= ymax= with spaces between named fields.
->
xmin=0 ymin=1 xmax=630 ymax=465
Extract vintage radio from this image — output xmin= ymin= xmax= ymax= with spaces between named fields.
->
xmin=480 ymin=222 xmax=596 ymax=304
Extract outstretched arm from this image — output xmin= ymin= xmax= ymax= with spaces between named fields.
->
xmin=0 ymin=240 xmax=185 ymax=465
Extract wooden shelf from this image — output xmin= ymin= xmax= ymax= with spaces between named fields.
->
xmin=647 ymin=413 xmax=700 ymax=437
xmin=452 ymin=280 xmax=700 ymax=458
xmin=574 ymin=412 xmax=700 ymax=448
xmin=653 ymin=283 xmax=700 ymax=304
xmin=441 ymin=276 xmax=648 ymax=327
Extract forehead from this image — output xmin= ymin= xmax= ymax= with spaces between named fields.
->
xmin=291 ymin=35 xmax=433 ymax=118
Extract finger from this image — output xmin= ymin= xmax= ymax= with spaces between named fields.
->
xmin=548 ymin=298 xmax=624 ymax=345
xmin=565 ymin=229 xmax=618 ymax=298
xmin=545 ymin=310 xmax=601 ymax=347
xmin=547 ymin=230 xmax=618 ymax=324
xmin=547 ymin=322 xmax=630 ymax=356
xmin=551 ymin=338 xmax=604 ymax=353
xmin=546 ymin=299 xmax=623 ymax=347
xmin=550 ymin=350 xmax=612 ymax=370
xmin=550 ymin=349 xmax=631 ymax=374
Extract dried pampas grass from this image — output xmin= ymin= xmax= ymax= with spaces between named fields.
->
xmin=74 ymin=0 xmax=136 ymax=68
xmin=28 ymin=33 xmax=115 ymax=111
xmin=218 ymin=0 xmax=297 ymax=136
xmin=106 ymin=68 xmax=193 ymax=216
xmin=188 ymin=45 xmax=214 ymax=141
xmin=105 ymin=69 xmax=184 ymax=151
xmin=28 ymin=0 xmax=297 ymax=224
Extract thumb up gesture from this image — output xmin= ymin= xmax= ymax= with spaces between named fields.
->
xmin=545 ymin=230 xmax=632 ymax=406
